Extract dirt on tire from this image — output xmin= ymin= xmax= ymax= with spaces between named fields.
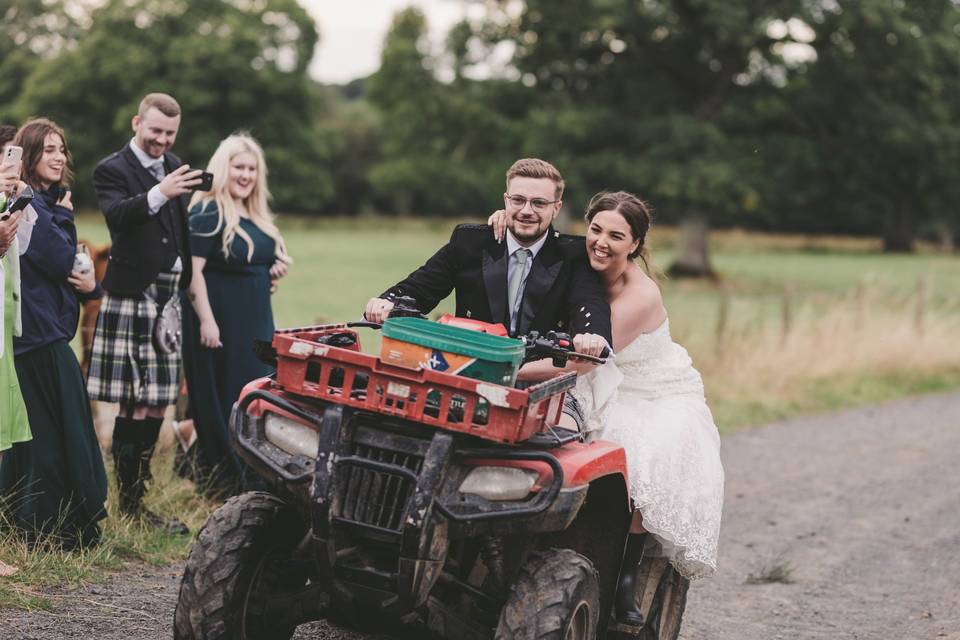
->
xmin=175 ymin=491 xmax=307 ymax=640
xmin=495 ymin=548 xmax=600 ymax=639
xmin=2 ymin=391 xmax=959 ymax=639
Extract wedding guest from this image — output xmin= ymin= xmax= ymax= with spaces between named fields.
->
xmin=0 ymin=118 xmax=107 ymax=550
xmin=0 ymin=125 xmax=29 ymax=576
xmin=86 ymin=93 xmax=200 ymax=534
xmin=181 ymin=134 xmax=290 ymax=496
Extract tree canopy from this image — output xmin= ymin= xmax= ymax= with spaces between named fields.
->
xmin=0 ymin=0 xmax=956 ymax=251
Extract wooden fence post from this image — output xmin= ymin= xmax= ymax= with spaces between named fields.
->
xmin=914 ymin=276 xmax=928 ymax=337
xmin=853 ymin=281 xmax=866 ymax=333
xmin=715 ymin=286 xmax=730 ymax=358
xmin=781 ymin=283 xmax=795 ymax=344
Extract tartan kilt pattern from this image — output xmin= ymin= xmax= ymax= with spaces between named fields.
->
xmin=86 ymin=273 xmax=181 ymax=407
xmin=562 ymin=392 xmax=586 ymax=431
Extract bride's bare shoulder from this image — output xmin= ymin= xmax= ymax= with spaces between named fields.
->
xmin=612 ymin=267 xmax=667 ymax=336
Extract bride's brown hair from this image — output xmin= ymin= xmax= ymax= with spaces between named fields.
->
xmin=584 ymin=190 xmax=654 ymax=271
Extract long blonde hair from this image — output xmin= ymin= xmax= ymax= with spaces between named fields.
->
xmin=189 ymin=134 xmax=288 ymax=262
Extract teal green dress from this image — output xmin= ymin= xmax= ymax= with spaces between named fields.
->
xmin=181 ymin=203 xmax=277 ymax=494
xmin=0 ymin=257 xmax=29 ymax=452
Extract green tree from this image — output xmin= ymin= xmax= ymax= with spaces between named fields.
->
xmin=312 ymin=85 xmax=383 ymax=214
xmin=0 ymin=0 xmax=84 ymax=109
xmin=9 ymin=0 xmax=332 ymax=211
xmin=479 ymin=0 xmax=813 ymax=274
xmin=367 ymin=8 xmax=514 ymax=216
xmin=794 ymin=0 xmax=960 ymax=252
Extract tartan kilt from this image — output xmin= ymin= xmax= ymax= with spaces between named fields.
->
xmin=562 ymin=392 xmax=586 ymax=431
xmin=86 ymin=273 xmax=181 ymax=407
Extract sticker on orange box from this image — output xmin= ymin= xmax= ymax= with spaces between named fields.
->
xmin=381 ymin=336 xmax=518 ymax=385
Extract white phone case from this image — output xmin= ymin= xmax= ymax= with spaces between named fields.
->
xmin=2 ymin=145 xmax=23 ymax=167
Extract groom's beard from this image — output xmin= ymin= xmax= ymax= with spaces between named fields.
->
xmin=508 ymin=214 xmax=550 ymax=244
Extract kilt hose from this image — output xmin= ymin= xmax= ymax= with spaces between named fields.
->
xmin=87 ymin=272 xmax=181 ymax=408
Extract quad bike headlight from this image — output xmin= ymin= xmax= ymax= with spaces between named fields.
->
xmin=263 ymin=412 xmax=319 ymax=458
xmin=458 ymin=466 xmax=539 ymax=501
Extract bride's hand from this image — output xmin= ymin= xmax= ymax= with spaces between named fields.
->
xmin=487 ymin=209 xmax=507 ymax=243
xmin=573 ymin=333 xmax=608 ymax=357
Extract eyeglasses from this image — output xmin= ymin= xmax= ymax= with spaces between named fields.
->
xmin=505 ymin=194 xmax=559 ymax=213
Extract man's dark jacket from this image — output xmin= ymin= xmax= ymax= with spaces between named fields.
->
xmin=92 ymin=143 xmax=192 ymax=295
xmin=381 ymin=224 xmax=612 ymax=344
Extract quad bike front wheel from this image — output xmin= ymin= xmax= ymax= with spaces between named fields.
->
xmin=173 ymin=491 xmax=311 ymax=640
xmin=495 ymin=548 xmax=600 ymax=640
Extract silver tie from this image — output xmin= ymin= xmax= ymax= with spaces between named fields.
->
xmin=508 ymin=248 xmax=531 ymax=332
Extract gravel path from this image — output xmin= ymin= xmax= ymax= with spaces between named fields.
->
xmin=2 ymin=391 xmax=958 ymax=640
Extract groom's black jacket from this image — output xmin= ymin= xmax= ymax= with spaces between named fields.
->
xmin=380 ymin=224 xmax=612 ymax=343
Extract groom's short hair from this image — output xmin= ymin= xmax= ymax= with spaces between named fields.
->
xmin=506 ymin=158 xmax=565 ymax=200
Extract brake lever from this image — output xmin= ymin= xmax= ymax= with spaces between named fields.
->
xmin=348 ymin=320 xmax=383 ymax=330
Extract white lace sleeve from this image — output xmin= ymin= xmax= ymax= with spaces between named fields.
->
xmin=571 ymin=360 xmax=623 ymax=434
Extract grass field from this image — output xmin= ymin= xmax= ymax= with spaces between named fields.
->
xmin=73 ymin=212 xmax=960 ymax=431
xmin=2 ymin=214 xmax=957 ymax=610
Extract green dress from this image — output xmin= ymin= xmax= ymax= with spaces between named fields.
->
xmin=181 ymin=203 xmax=277 ymax=494
xmin=0 ymin=255 xmax=29 ymax=452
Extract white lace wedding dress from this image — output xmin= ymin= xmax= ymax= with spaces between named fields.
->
xmin=573 ymin=319 xmax=724 ymax=579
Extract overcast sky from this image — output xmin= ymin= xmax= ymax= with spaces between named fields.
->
xmin=302 ymin=0 xmax=467 ymax=84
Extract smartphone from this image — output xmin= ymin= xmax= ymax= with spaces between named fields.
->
xmin=73 ymin=252 xmax=93 ymax=275
xmin=3 ymin=184 xmax=34 ymax=219
xmin=1 ymin=145 xmax=22 ymax=169
xmin=194 ymin=171 xmax=214 ymax=192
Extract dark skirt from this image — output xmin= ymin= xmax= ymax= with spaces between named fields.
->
xmin=0 ymin=340 xmax=108 ymax=550
xmin=181 ymin=266 xmax=274 ymax=496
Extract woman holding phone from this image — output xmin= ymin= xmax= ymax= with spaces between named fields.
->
xmin=0 ymin=118 xmax=107 ymax=551
xmin=0 ymin=126 xmax=30 ymax=575
xmin=0 ymin=127 xmax=30 ymax=459
xmin=181 ymin=133 xmax=291 ymax=496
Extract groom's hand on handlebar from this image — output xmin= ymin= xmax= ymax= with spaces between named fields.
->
xmin=364 ymin=297 xmax=395 ymax=323
xmin=573 ymin=333 xmax=608 ymax=358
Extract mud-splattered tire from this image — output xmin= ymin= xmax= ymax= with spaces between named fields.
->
xmin=495 ymin=549 xmax=600 ymax=640
xmin=640 ymin=565 xmax=689 ymax=640
xmin=173 ymin=491 xmax=308 ymax=640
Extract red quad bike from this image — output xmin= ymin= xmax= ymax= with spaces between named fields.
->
xmin=174 ymin=307 xmax=688 ymax=640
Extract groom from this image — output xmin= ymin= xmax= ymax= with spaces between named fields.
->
xmin=365 ymin=157 xmax=611 ymax=355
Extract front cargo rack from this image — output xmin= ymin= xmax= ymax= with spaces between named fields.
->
xmin=271 ymin=324 xmax=575 ymax=444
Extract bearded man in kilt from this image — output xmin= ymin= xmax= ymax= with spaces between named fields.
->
xmin=87 ymin=94 xmax=203 ymax=534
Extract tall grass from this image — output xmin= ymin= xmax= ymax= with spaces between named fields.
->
xmin=685 ymin=277 xmax=960 ymax=430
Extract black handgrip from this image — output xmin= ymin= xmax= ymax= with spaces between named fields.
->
xmin=387 ymin=295 xmax=427 ymax=319
xmin=521 ymin=330 xmax=609 ymax=365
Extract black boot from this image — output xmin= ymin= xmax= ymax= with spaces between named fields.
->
xmin=615 ymin=533 xmax=648 ymax=626
xmin=112 ymin=416 xmax=189 ymax=536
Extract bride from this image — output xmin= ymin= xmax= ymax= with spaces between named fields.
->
xmin=491 ymin=190 xmax=724 ymax=624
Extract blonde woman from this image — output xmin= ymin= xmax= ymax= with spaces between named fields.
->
xmin=181 ymin=134 xmax=290 ymax=495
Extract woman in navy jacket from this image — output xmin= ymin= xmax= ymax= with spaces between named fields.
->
xmin=0 ymin=118 xmax=107 ymax=550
